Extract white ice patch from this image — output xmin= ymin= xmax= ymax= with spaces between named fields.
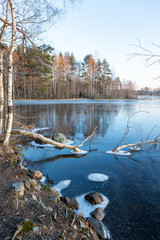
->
xmin=88 ymin=173 xmax=109 ymax=182
xmin=70 ymin=149 xmax=88 ymax=155
xmin=130 ymin=147 xmax=141 ymax=151
xmin=30 ymin=139 xmax=74 ymax=148
xmin=76 ymin=193 xmax=109 ymax=218
xmin=40 ymin=176 xmax=46 ymax=184
xmin=105 ymin=150 xmax=131 ymax=156
xmin=52 ymin=180 xmax=71 ymax=195
xmin=76 ymin=193 xmax=111 ymax=239
xmin=32 ymin=127 xmax=49 ymax=133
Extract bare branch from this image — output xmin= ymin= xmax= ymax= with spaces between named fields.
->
xmin=11 ymin=127 xmax=96 ymax=153
xmin=113 ymin=111 xmax=149 ymax=152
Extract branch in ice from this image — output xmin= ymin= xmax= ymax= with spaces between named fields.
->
xmin=11 ymin=126 xmax=97 ymax=152
xmin=113 ymin=111 xmax=149 ymax=152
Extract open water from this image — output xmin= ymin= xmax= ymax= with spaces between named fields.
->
xmin=14 ymin=99 xmax=160 ymax=240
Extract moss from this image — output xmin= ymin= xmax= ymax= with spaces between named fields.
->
xmin=44 ymin=184 xmax=50 ymax=190
xmin=14 ymin=219 xmax=34 ymax=239
xmin=20 ymin=219 xmax=34 ymax=232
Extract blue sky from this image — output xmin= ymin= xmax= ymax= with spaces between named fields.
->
xmin=44 ymin=0 xmax=160 ymax=89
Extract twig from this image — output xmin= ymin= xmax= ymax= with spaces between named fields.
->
xmin=76 ymin=126 xmax=97 ymax=148
xmin=113 ymin=111 xmax=148 ymax=152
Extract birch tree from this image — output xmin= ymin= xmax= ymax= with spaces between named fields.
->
xmin=3 ymin=0 xmax=16 ymax=146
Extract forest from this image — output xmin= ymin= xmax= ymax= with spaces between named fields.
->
xmin=4 ymin=44 xmax=136 ymax=100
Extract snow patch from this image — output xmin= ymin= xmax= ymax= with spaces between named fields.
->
xmin=88 ymin=173 xmax=109 ymax=182
xmin=30 ymin=139 xmax=74 ymax=148
xmin=52 ymin=180 xmax=71 ymax=195
xmin=105 ymin=150 xmax=131 ymax=156
xmin=70 ymin=149 xmax=88 ymax=155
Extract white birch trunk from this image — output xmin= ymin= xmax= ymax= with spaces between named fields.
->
xmin=3 ymin=0 xmax=16 ymax=146
xmin=0 ymin=1 xmax=10 ymax=133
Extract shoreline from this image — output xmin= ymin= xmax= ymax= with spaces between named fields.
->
xmin=0 ymin=143 xmax=105 ymax=240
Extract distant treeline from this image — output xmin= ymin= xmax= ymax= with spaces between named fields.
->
xmin=3 ymin=44 xmax=136 ymax=99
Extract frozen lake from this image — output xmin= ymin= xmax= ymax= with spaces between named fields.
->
xmin=14 ymin=99 xmax=160 ymax=240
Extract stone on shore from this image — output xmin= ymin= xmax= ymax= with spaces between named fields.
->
xmin=11 ymin=182 xmax=24 ymax=197
xmin=28 ymin=169 xmax=43 ymax=180
xmin=90 ymin=207 xmax=105 ymax=221
xmin=87 ymin=217 xmax=107 ymax=239
xmin=60 ymin=197 xmax=79 ymax=210
xmin=84 ymin=192 xmax=104 ymax=205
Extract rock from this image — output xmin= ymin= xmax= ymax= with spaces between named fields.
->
xmin=24 ymin=180 xmax=30 ymax=191
xmin=24 ymin=197 xmax=29 ymax=203
xmin=46 ymin=207 xmax=53 ymax=212
xmin=90 ymin=207 xmax=105 ymax=221
xmin=60 ymin=197 xmax=79 ymax=210
xmin=29 ymin=179 xmax=37 ymax=187
xmin=12 ymin=182 xmax=24 ymax=197
xmin=20 ymin=165 xmax=28 ymax=174
xmin=22 ymin=161 xmax=27 ymax=167
xmin=52 ymin=133 xmax=67 ymax=143
xmin=87 ymin=217 xmax=106 ymax=239
xmin=32 ymin=194 xmax=37 ymax=201
xmin=84 ymin=192 xmax=104 ymax=205
xmin=35 ymin=138 xmax=46 ymax=145
xmin=28 ymin=169 xmax=43 ymax=180
xmin=36 ymin=184 xmax=41 ymax=191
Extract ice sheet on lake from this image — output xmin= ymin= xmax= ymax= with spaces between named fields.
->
xmin=30 ymin=139 xmax=74 ymax=148
xmin=76 ymin=193 xmax=110 ymax=239
xmin=70 ymin=149 xmax=88 ymax=155
xmin=105 ymin=150 xmax=131 ymax=156
xmin=88 ymin=173 xmax=109 ymax=182
xmin=51 ymin=180 xmax=71 ymax=195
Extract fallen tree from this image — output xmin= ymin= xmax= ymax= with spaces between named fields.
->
xmin=11 ymin=127 xmax=97 ymax=153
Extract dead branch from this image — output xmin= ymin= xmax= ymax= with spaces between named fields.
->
xmin=11 ymin=127 xmax=96 ymax=152
xmin=113 ymin=111 xmax=148 ymax=152
xmin=116 ymin=139 xmax=158 ymax=152
xmin=76 ymin=126 xmax=97 ymax=148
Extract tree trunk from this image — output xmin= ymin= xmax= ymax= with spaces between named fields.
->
xmin=0 ymin=1 xmax=10 ymax=134
xmin=3 ymin=0 xmax=16 ymax=146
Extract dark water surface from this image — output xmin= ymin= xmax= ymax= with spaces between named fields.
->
xmin=14 ymin=99 xmax=160 ymax=240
